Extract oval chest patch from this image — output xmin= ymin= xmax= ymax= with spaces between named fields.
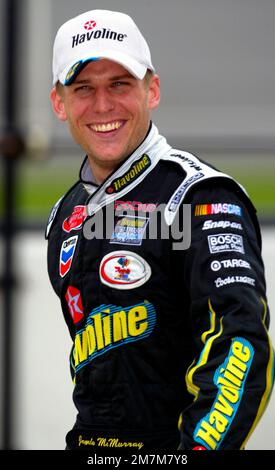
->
xmin=99 ymin=251 xmax=151 ymax=290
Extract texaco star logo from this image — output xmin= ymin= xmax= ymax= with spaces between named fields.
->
xmin=65 ymin=286 xmax=84 ymax=324
xmin=84 ymin=20 xmax=97 ymax=30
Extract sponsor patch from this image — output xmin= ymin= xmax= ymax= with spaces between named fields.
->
xmin=100 ymin=251 xmax=151 ymax=289
xmin=208 ymin=233 xmax=244 ymax=254
xmin=168 ymin=173 xmax=204 ymax=213
xmin=202 ymin=220 xmax=243 ymax=231
xmin=106 ymin=154 xmax=151 ymax=194
xmin=114 ymin=200 xmax=157 ymax=213
xmin=170 ymin=153 xmax=203 ymax=171
xmin=194 ymin=337 xmax=254 ymax=450
xmin=65 ymin=286 xmax=84 ymax=323
xmin=73 ymin=301 xmax=156 ymax=372
xmin=215 ymin=275 xmax=255 ymax=288
xmin=84 ymin=20 xmax=97 ymax=30
xmin=210 ymin=259 xmax=251 ymax=272
xmin=59 ymin=236 xmax=78 ymax=278
xmin=110 ymin=215 xmax=149 ymax=245
xmin=63 ymin=205 xmax=87 ymax=233
xmin=195 ymin=203 xmax=242 ymax=217
xmin=72 ymin=27 xmax=127 ymax=49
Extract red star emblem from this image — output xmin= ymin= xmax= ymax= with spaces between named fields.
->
xmin=65 ymin=286 xmax=84 ymax=324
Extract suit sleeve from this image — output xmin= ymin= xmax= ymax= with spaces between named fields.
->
xmin=177 ymin=181 xmax=274 ymax=450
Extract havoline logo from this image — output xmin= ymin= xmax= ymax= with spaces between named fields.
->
xmin=73 ymin=301 xmax=156 ymax=372
xmin=106 ymin=155 xmax=151 ymax=194
xmin=72 ymin=28 xmax=127 ymax=48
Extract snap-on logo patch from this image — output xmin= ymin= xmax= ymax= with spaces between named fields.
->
xmin=99 ymin=251 xmax=151 ymax=289
xmin=62 ymin=205 xmax=87 ymax=233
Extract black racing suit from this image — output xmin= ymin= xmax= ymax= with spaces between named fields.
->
xmin=46 ymin=123 xmax=274 ymax=450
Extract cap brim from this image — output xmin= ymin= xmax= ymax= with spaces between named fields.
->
xmin=58 ymin=50 xmax=153 ymax=85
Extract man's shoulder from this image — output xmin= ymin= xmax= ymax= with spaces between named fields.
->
xmin=161 ymin=148 xmax=226 ymax=180
xmin=160 ymin=148 xmax=243 ymax=225
xmin=162 ymin=148 xmax=251 ymax=205
xmin=45 ymin=180 xmax=84 ymax=239
xmin=160 ymin=147 xmax=260 ymax=238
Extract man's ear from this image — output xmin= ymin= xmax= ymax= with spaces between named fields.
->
xmin=148 ymin=74 xmax=161 ymax=110
xmin=50 ymin=87 xmax=67 ymax=121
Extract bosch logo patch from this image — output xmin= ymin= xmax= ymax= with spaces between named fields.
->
xmin=208 ymin=233 xmax=244 ymax=254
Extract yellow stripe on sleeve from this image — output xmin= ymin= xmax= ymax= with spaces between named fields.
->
xmin=186 ymin=300 xmax=223 ymax=399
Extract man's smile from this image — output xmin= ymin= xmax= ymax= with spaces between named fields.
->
xmin=89 ymin=120 xmax=125 ymax=133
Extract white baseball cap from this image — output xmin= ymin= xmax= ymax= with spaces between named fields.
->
xmin=52 ymin=9 xmax=155 ymax=86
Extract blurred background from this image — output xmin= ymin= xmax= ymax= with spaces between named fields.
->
xmin=0 ymin=0 xmax=274 ymax=449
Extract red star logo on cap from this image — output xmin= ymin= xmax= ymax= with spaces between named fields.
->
xmin=84 ymin=20 xmax=97 ymax=30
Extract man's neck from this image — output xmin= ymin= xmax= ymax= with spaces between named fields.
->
xmin=86 ymin=122 xmax=153 ymax=185
xmin=87 ymin=159 xmax=117 ymax=185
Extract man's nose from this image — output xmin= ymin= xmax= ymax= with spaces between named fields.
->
xmin=93 ymin=88 xmax=115 ymax=113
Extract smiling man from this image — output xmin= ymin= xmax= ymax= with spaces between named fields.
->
xmin=51 ymin=59 xmax=159 ymax=183
xmin=46 ymin=9 xmax=274 ymax=451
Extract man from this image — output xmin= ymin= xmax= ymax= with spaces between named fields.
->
xmin=46 ymin=9 xmax=274 ymax=451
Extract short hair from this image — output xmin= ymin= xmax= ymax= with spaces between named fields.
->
xmin=55 ymin=68 xmax=154 ymax=96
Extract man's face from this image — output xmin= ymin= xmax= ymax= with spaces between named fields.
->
xmin=51 ymin=59 xmax=160 ymax=170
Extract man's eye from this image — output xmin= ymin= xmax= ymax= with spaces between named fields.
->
xmin=75 ymin=85 xmax=91 ymax=92
xmin=112 ymin=81 xmax=128 ymax=87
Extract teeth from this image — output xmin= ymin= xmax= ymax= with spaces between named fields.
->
xmin=92 ymin=121 xmax=122 ymax=133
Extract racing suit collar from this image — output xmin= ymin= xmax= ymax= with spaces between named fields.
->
xmin=79 ymin=121 xmax=153 ymax=187
xmin=81 ymin=122 xmax=172 ymax=216
xmin=80 ymin=159 xmax=98 ymax=186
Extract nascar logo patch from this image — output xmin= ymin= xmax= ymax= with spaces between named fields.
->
xmin=195 ymin=203 xmax=242 ymax=217
xmin=59 ymin=236 xmax=78 ymax=278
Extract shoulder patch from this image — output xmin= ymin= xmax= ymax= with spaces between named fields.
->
xmin=45 ymin=196 xmax=64 ymax=240
xmin=162 ymin=150 xmax=237 ymax=225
